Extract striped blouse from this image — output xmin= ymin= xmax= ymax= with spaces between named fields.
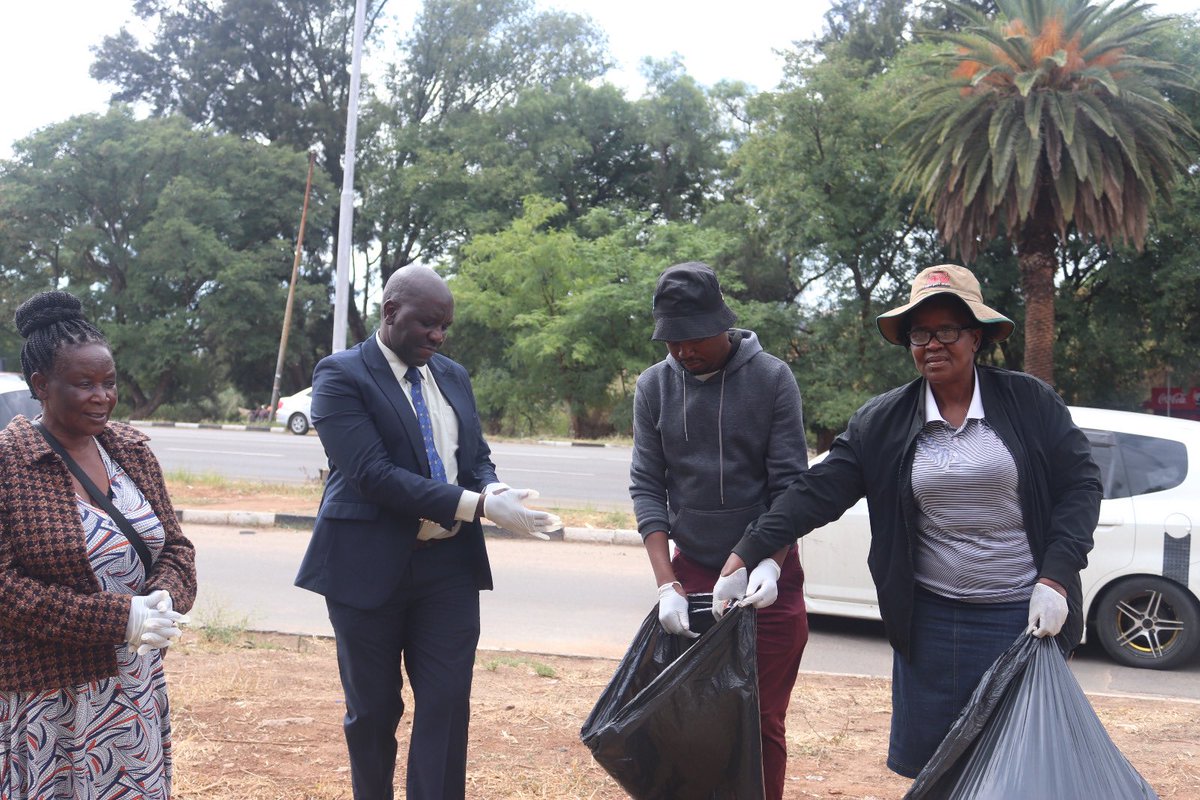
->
xmin=911 ymin=379 xmax=1037 ymax=603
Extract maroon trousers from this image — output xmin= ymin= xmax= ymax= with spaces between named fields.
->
xmin=673 ymin=546 xmax=809 ymax=800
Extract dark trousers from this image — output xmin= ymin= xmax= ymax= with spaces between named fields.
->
xmin=887 ymin=587 xmax=1028 ymax=777
xmin=326 ymin=536 xmax=481 ymax=800
xmin=673 ymin=546 xmax=809 ymax=800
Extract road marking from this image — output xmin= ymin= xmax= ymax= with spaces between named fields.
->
xmin=498 ymin=467 xmax=593 ymax=476
xmin=491 ymin=449 xmax=627 ymax=462
xmin=168 ymin=448 xmax=284 ymax=458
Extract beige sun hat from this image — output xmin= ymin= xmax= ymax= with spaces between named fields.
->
xmin=876 ymin=264 xmax=1014 ymax=346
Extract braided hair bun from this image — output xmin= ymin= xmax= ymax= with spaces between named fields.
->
xmin=13 ymin=291 xmax=108 ymax=392
xmin=14 ymin=291 xmax=86 ymax=338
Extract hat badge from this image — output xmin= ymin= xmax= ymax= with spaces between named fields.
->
xmin=924 ymin=271 xmax=951 ymax=287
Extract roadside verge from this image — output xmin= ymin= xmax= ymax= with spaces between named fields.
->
xmin=174 ymin=508 xmax=642 ymax=546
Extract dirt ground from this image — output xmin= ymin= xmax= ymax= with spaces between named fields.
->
xmin=166 ymin=631 xmax=1199 ymax=800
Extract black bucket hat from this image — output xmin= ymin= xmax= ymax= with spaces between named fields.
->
xmin=651 ymin=262 xmax=737 ymax=342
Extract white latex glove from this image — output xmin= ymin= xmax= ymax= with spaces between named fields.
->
xmin=741 ymin=558 xmax=781 ymax=609
xmin=1027 ymin=582 xmax=1068 ymax=638
xmin=657 ymin=582 xmax=699 ymax=638
xmin=481 ymin=482 xmax=511 ymax=496
xmin=483 ymin=488 xmax=562 ymax=541
xmin=126 ymin=590 xmax=190 ymax=656
xmin=712 ymin=567 xmax=748 ymax=619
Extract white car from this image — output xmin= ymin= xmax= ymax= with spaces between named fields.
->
xmin=0 ymin=372 xmax=42 ymax=428
xmin=275 ymin=387 xmax=313 ymax=435
xmin=800 ymin=406 xmax=1200 ymax=670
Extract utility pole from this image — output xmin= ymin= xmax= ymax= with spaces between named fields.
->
xmin=332 ymin=0 xmax=369 ymax=353
xmin=270 ymin=151 xmax=317 ymax=418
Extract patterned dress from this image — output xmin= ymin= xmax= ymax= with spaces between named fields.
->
xmin=0 ymin=442 xmax=173 ymax=799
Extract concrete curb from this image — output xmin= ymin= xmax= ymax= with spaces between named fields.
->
xmin=535 ymin=439 xmax=616 ymax=448
xmin=175 ymin=508 xmax=642 ymax=546
xmin=131 ymin=421 xmax=617 ymax=443
xmin=130 ymin=419 xmax=284 ymax=433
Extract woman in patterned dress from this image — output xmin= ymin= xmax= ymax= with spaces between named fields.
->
xmin=0 ymin=291 xmax=197 ymax=799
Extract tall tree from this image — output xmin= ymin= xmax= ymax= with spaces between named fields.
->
xmin=359 ymin=0 xmax=608 ymax=282
xmin=733 ymin=12 xmax=947 ymax=369
xmin=92 ymin=0 xmax=389 ymax=341
xmin=0 ymin=108 xmax=326 ymax=415
xmin=484 ymin=80 xmax=653 ymax=220
xmin=91 ymin=0 xmax=387 ymax=189
xmin=893 ymin=0 xmax=1197 ymax=384
xmin=637 ymin=57 xmax=728 ymax=221
xmin=820 ymin=0 xmax=910 ymax=73
xmin=447 ymin=197 xmax=753 ymax=437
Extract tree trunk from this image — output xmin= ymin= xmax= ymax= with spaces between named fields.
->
xmin=570 ymin=404 xmax=615 ymax=440
xmin=1017 ymin=228 xmax=1058 ymax=386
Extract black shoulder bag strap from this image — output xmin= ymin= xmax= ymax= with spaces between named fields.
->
xmin=35 ymin=422 xmax=154 ymax=575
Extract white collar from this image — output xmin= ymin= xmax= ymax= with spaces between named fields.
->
xmin=924 ymin=368 xmax=985 ymax=425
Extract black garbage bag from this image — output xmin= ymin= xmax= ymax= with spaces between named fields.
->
xmin=906 ymin=633 xmax=1158 ymax=799
xmin=580 ymin=593 xmax=763 ymax=800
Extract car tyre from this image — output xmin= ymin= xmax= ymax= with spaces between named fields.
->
xmin=1092 ymin=576 xmax=1200 ymax=670
xmin=288 ymin=412 xmax=310 ymax=436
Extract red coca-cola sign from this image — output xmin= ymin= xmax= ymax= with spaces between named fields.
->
xmin=1144 ymin=386 xmax=1200 ymax=418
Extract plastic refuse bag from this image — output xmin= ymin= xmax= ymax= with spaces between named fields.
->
xmin=906 ymin=633 xmax=1158 ymax=799
xmin=580 ymin=593 xmax=764 ymax=800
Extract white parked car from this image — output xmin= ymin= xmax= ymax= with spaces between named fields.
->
xmin=275 ymin=387 xmax=313 ymax=435
xmin=0 ymin=372 xmax=41 ymax=428
xmin=800 ymin=406 xmax=1200 ymax=670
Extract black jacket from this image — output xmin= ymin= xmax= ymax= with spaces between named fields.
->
xmin=733 ymin=366 xmax=1101 ymax=660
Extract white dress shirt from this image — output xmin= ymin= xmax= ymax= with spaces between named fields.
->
xmin=376 ymin=332 xmax=481 ymax=539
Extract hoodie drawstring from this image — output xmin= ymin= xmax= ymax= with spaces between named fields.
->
xmin=681 ymin=372 xmax=688 ymax=442
xmin=718 ymin=368 xmax=726 ymax=505
xmin=680 ymin=363 xmax=727 ymax=505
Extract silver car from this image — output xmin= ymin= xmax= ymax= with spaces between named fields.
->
xmin=275 ymin=387 xmax=313 ymax=435
xmin=800 ymin=406 xmax=1200 ymax=670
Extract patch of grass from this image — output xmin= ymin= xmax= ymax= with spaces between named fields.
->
xmin=481 ymin=655 xmax=558 ymax=679
xmin=548 ymin=506 xmax=636 ymax=530
xmin=165 ymin=469 xmax=324 ymax=506
xmin=190 ymin=601 xmax=257 ymax=647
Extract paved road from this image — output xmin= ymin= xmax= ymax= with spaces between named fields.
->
xmin=140 ymin=426 xmax=635 ymax=511
xmin=187 ymin=524 xmax=1200 ymax=701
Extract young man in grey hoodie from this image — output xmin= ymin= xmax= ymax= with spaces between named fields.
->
xmin=629 ymin=261 xmax=810 ymax=800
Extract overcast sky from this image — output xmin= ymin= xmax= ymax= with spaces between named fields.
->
xmin=2 ymin=0 xmax=1196 ymax=158
xmin=0 ymin=0 xmax=834 ymax=158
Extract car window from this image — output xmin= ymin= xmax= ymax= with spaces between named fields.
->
xmin=1083 ymin=427 xmax=1187 ymax=499
xmin=1117 ymin=431 xmax=1188 ymax=497
xmin=1082 ymin=429 xmax=1128 ymax=500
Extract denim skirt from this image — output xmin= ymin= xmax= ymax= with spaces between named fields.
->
xmin=887 ymin=586 xmax=1028 ymax=778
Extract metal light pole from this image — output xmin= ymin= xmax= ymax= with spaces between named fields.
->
xmin=332 ymin=0 xmax=369 ymax=352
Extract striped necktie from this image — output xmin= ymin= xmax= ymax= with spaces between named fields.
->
xmin=405 ymin=366 xmax=448 ymax=483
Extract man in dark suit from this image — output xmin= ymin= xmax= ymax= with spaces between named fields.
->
xmin=295 ymin=266 xmax=560 ymax=800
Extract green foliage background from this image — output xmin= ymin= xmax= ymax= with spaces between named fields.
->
xmin=1 ymin=0 xmax=1197 ymax=440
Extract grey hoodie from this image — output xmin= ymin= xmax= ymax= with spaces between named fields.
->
xmin=629 ymin=329 xmax=809 ymax=569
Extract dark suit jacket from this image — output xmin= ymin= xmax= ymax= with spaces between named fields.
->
xmin=295 ymin=335 xmax=498 ymax=609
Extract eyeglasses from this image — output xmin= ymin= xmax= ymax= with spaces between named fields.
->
xmin=907 ymin=325 xmax=978 ymax=347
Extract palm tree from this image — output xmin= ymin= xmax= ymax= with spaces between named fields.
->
xmin=893 ymin=0 xmax=1197 ymax=384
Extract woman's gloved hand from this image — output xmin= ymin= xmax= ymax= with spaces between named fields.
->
xmin=1027 ymin=582 xmax=1068 ymax=638
xmin=126 ymin=590 xmax=190 ymax=656
xmin=741 ymin=558 xmax=781 ymax=609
